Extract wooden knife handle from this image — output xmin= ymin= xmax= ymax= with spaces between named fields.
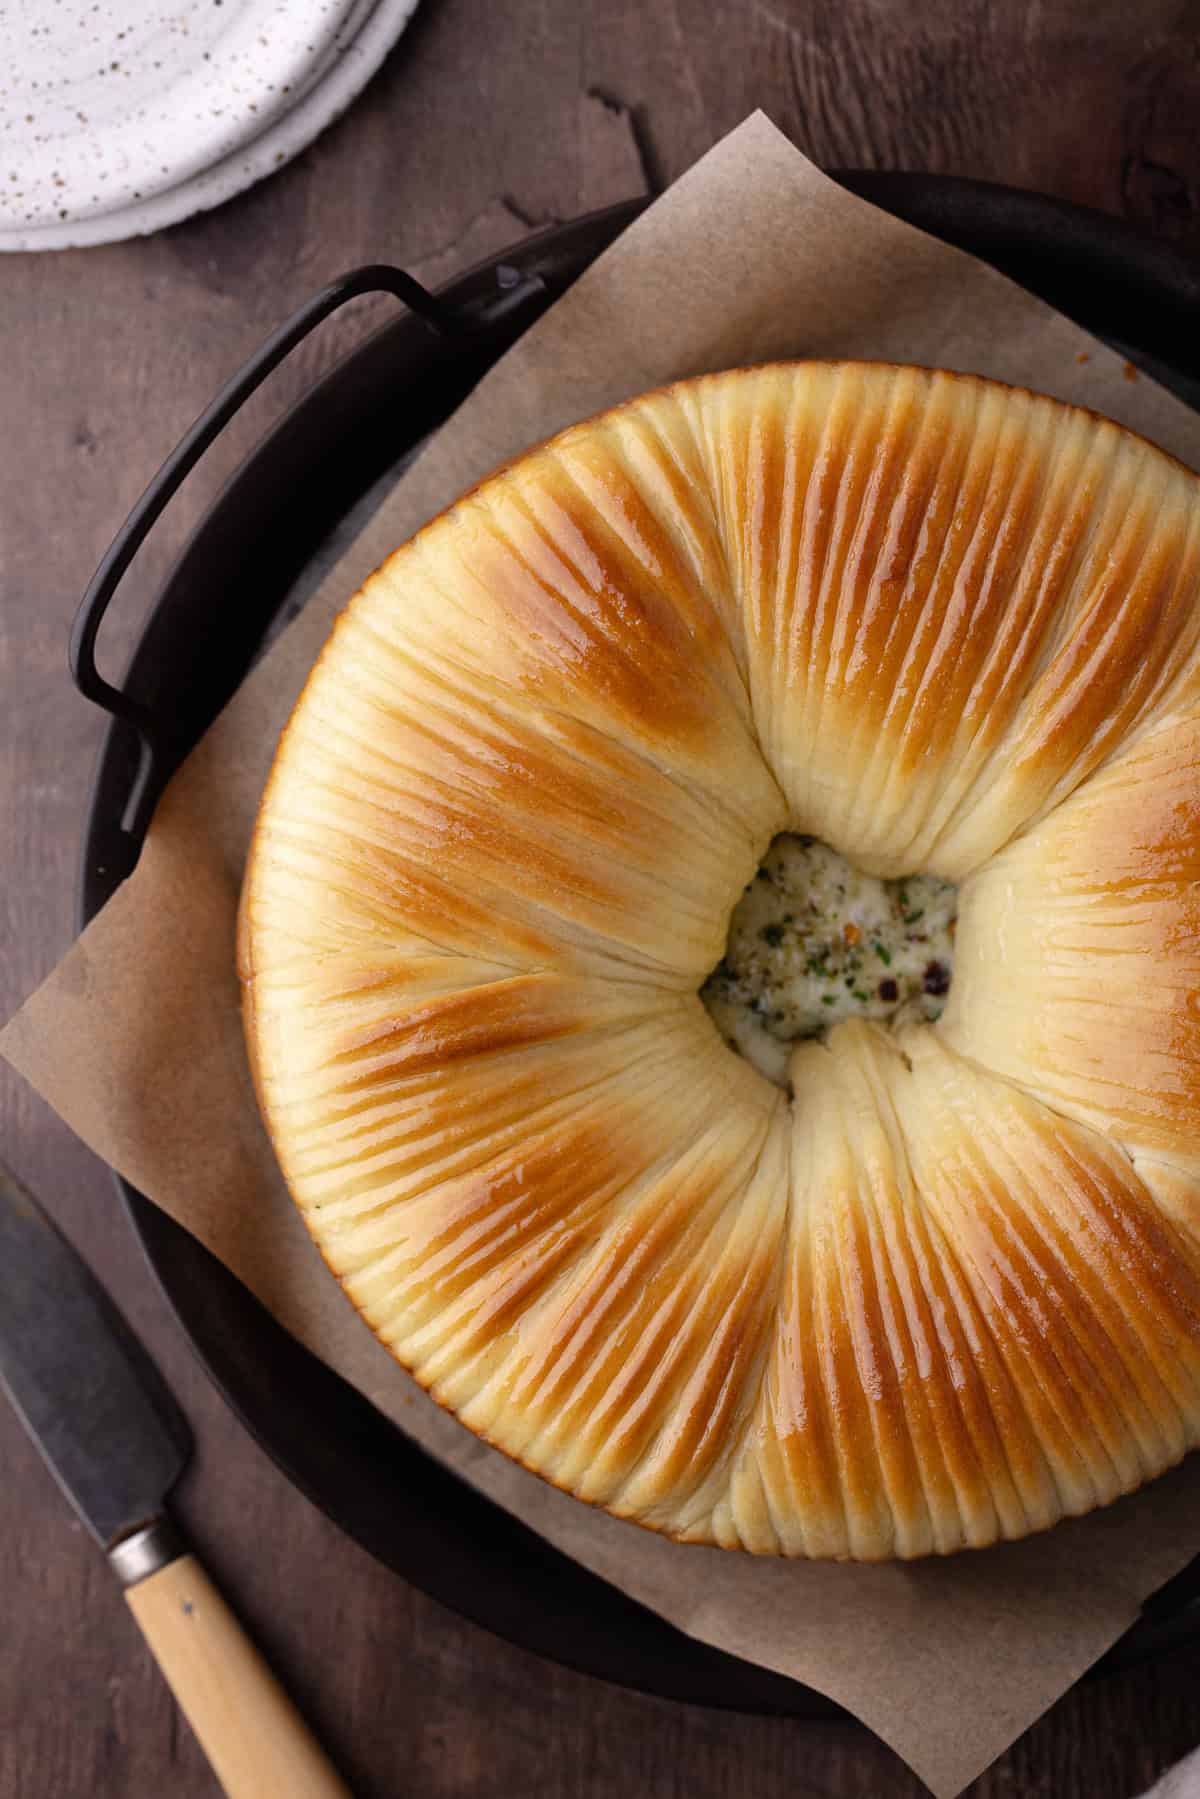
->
xmin=125 ymin=1552 xmax=352 ymax=1798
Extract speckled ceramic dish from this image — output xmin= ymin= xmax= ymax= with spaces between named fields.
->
xmin=0 ymin=0 xmax=418 ymax=251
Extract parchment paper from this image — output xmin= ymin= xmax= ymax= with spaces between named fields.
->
xmin=8 ymin=115 xmax=1200 ymax=1798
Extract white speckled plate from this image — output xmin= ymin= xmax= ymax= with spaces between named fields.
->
xmin=0 ymin=0 xmax=418 ymax=251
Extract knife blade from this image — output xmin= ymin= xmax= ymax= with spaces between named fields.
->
xmin=0 ymin=1159 xmax=350 ymax=1799
xmin=0 ymin=1162 xmax=189 ymax=1551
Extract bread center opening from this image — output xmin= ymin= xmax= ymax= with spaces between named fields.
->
xmin=700 ymin=834 xmax=958 ymax=1086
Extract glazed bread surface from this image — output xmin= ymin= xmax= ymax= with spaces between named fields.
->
xmin=241 ymin=363 xmax=1200 ymax=1558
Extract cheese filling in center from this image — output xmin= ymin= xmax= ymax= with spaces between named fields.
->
xmin=701 ymin=834 xmax=958 ymax=1086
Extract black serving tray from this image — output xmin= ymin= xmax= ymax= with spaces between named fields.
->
xmin=74 ymin=175 xmax=1200 ymax=1717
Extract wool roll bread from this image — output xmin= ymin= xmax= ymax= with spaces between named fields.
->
xmin=240 ymin=363 xmax=1200 ymax=1559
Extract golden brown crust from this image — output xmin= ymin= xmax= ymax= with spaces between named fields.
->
xmin=740 ymin=1025 xmax=1200 ymax=1559
xmin=241 ymin=361 xmax=1200 ymax=1558
xmin=943 ymin=705 xmax=1200 ymax=1160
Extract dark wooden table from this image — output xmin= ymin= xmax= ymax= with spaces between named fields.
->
xmin=3 ymin=4 xmax=1200 ymax=1794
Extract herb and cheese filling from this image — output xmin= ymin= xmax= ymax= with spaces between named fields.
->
xmin=701 ymin=835 xmax=958 ymax=1086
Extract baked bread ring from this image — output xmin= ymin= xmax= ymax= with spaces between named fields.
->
xmin=241 ymin=363 xmax=1200 ymax=1559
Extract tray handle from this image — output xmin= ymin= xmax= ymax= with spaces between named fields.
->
xmin=69 ymin=261 xmax=541 ymax=835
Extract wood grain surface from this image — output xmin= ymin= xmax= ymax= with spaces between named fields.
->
xmin=2 ymin=2 xmax=1200 ymax=1795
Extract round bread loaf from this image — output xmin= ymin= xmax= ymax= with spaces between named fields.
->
xmin=241 ymin=363 xmax=1200 ymax=1559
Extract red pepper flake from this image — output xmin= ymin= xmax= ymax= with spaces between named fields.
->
xmin=1123 ymin=360 xmax=1139 ymax=382
xmin=1076 ymin=351 xmax=1091 ymax=365
xmin=843 ymin=921 xmax=862 ymax=947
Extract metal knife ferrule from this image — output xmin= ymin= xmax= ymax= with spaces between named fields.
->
xmin=108 ymin=1517 xmax=185 ymax=1588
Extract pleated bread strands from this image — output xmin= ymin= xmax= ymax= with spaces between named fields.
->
xmin=241 ymin=361 xmax=1200 ymax=1559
